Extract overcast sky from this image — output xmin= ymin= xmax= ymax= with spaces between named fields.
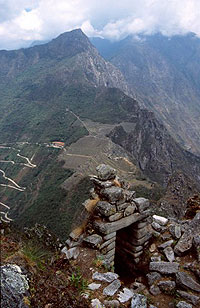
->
xmin=0 ymin=0 xmax=200 ymax=50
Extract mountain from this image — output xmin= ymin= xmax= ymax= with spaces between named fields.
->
xmin=91 ymin=33 xmax=200 ymax=155
xmin=0 ymin=29 xmax=199 ymax=240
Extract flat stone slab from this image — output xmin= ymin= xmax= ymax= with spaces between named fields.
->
xmin=174 ymin=230 xmax=193 ymax=256
xmin=176 ymin=301 xmax=192 ymax=308
xmin=88 ymin=283 xmax=101 ymax=290
xmin=92 ymin=271 xmax=119 ymax=283
xmin=149 ymin=261 xmax=179 ymax=274
xmin=158 ymin=240 xmax=174 ymax=249
xmin=131 ymin=293 xmax=147 ymax=308
xmin=176 ymin=271 xmax=200 ymax=292
xmin=83 ymin=234 xmax=103 ymax=248
xmin=177 ymin=290 xmax=200 ymax=306
xmin=103 ymin=279 xmax=121 ymax=296
xmin=118 ymin=288 xmax=134 ymax=303
xmin=94 ymin=213 xmax=146 ymax=234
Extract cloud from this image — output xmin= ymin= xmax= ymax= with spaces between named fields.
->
xmin=0 ymin=0 xmax=200 ymax=49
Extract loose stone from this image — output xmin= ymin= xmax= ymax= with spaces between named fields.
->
xmin=96 ymin=164 xmax=117 ymax=180
xmin=176 ymin=301 xmax=192 ymax=308
xmin=157 ymin=280 xmax=176 ymax=293
xmin=83 ymin=234 xmax=103 ymax=248
xmin=177 ymin=290 xmax=200 ymax=306
xmin=163 ymin=246 xmax=175 ymax=262
xmin=149 ymin=261 xmax=179 ymax=274
xmin=176 ymin=271 xmax=200 ymax=292
xmin=131 ymin=293 xmax=147 ymax=308
xmin=92 ymin=271 xmax=119 ymax=283
xmin=158 ymin=240 xmax=174 ymax=249
xmin=103 ymin=279 xmax=121 ymax=296
xmin=88 ymin=283 xmax=101 ymax=290
xmin=153 ymin=215 xmax=168 ymax=226
xmin=174 ymin=230 xmax=193 ymax=256
xmin=118 ymin=287 xmax=134 ymax=303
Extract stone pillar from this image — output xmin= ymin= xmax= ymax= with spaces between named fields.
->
xmin=82 ymin=164 xmax=152 ymax=267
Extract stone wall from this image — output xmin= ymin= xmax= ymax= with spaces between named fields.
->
xmin=73 ymin=164 xmax=152 ymax=267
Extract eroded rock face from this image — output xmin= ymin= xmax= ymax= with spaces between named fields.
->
xmin=1 ymin=264 xmax=29 ymax=308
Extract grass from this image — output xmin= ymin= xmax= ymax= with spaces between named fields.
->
xmin=22 ymin=241 xmax=52 ymax=269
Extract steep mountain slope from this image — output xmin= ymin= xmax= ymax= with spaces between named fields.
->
xmin=0 ymin=30 xmax=199 ymax=239
xmin=91 ymin=34 xmax=200 ymax=155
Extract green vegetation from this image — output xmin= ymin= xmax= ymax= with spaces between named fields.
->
xmin=70 ymin=268 xmax=88 ymax=293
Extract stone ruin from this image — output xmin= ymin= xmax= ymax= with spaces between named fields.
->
xmin=67 ymin=164 xmax=152 ymax=268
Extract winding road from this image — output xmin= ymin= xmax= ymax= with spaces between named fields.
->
xmin=0 ymin=144 xmax=37 ymax=223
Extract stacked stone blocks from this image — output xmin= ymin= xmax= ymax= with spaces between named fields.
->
xmin=83 ymin=164 xmax=152 ymax=265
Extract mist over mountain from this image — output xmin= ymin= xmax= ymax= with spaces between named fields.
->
xmin=91 ymin=33 xmax=200 ymax=155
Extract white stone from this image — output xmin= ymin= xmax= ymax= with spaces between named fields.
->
xmin=61 ymin=247 xmax=80 ymax=260
xmin=91 ymin=298 xmax=104 ymax=308
xmin=118 ymin=288 xmax=134 ymax=303
xmin=92 ymin=271 xmax=119 ymax=282
xmin=103 ymin=279 xmax=121 ymax=296
xmin=153 ymin=215 xmax=168 ymax=226
xmin=88 ymin=283 xmax=101 ymax=290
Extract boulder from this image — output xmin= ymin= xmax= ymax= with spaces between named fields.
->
xmin=1 ymin=264 xmax=29 ymax=308
xmin=95 ymin=201 xmax=116 ymax=217
xmin=176 ymin=271 xmax=200 ymax=292
xmin=96 ymin=164 xmax=117 ymax=180
xmin=103 ymin=279 xmax=121 ymax=296
xmin=149 ymin=261 xmax=179 ymax=274
xmin=131 ymin=293 xmax=147 ymax=308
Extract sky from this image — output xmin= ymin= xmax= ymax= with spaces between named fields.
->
xmin=0 ymin=0 xmax=200 ymax=50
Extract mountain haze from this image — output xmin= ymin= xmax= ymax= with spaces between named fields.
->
xmin=91 ymin=34 xmax=200 ymax=155
xmin=0 ymin=29 xmax=199 ymax=239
